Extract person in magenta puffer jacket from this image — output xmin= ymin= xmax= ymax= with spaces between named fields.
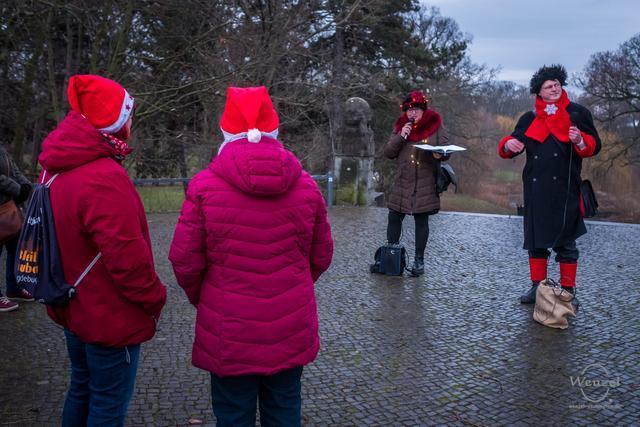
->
xmin=169 ymin=86 xmax=333 ymax=426
xmin=38 ymin=75 xmax=166 ymax=426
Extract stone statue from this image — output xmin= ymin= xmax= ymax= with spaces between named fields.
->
xmin=333 ymin=97 xmax=377 ymax=205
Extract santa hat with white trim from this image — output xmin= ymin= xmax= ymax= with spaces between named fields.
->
xmin=219 ymin=86 xmax=279 ymax=150
xmin=67 ymin=74 xmax=134 ymax=134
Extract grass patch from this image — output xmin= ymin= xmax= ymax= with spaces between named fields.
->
xmin=136 ymin=184 xmax=513 ymax=216
xmin=440 ymin=192 xmax=513 ymax=215
xmin=137 ymin=186 xmax=186 ymax=213
xmin=136 ymin=179 xmax=331 ymax=213
xmin=335 ymin=183 xmax=367 ymax=205
xmin=493 ymin=169 xmax=520 ymax=183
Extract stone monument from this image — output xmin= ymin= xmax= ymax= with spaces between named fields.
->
xmin=333 ymin=97 xmax=377 ymax=205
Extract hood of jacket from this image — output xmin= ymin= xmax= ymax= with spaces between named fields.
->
xmin=210 ymin=137 xmax=302 ymax=196
xmin=39 ymin=111 xmax=118 ymax=173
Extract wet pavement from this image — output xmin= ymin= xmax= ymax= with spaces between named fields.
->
xmin=1 ymin=207 xmax=638 ymax=426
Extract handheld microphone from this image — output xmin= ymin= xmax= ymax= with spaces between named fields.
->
xmin=401 ymin=117 xmax=416 ymax=140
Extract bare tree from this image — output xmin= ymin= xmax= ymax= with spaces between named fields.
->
xmin=577 ymin=33 xmax=640 ymax=165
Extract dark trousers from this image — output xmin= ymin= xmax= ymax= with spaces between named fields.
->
xmin=529 ymin=240 xmax=579 ymax=263
xmin=0 ymin=236 xmax=19 ymax=295
xmin=211 ymin=366 xmax=303 ymax=427
xmin=386 ymin=209 xmax=430 ymax=259
xmin=62 ymin=329 xmax=140 ymax=427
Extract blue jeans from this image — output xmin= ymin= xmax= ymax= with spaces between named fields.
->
xmin=211 ymin=366 xmax=303 ymax=427
xmin=0 ymin=236 xmax=19 ymax=295
xmin=62 ymin=330 xmax=140 ymax=427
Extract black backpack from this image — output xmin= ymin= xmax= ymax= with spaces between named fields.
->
xmin=14 ymin=173 xmax=101 ymax=306
xmin=369 ymin=243 xmax=407 ymax=276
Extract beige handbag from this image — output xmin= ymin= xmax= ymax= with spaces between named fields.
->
xmin=533 ymin=279 xmax=576 ymax=329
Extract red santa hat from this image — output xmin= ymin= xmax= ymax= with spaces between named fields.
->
xmin=219 ymin=86 xmax=279 ymax=143
xmin=67 ymin=74 xmax=135 ymax=133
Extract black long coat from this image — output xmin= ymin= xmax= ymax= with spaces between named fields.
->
xmin=508 ymin=103 xmax=601 ymax=250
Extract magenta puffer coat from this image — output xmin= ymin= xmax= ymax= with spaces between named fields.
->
xmin=169 ymin=137 xmax=333 ymax=377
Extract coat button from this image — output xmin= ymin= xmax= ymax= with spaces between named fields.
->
xmin=554 ymin=153 xmax=558 ymax=157
xmin=534 ymin=155 xmax=538 ymax=159
xmin=553 ymin=176 xmax=557 ymax=180
xmin=533 ymin=178 xmax=537 ymax=182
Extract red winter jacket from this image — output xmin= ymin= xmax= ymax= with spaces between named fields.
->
xmin=38 ymin=111 xmax=166 ymax=347
xmin=169 ymin=137 xmax=333 ymax=377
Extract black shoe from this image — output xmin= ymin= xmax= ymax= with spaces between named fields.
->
xmin=562 ymin=286 xmax=579 ymax=312
xmin=408 ymin=258 xmax=424 ymax=277
xmin=520 ymin=283 xmax=539 ymax=304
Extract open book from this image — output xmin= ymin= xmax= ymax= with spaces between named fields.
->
xmin=414 ymin=144 xmax=466 ymax=155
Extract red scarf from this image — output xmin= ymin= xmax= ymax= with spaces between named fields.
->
xmin=99 ymin=131 xmax=133 ymax=162
xmin=393 ymin=109 xmax=442 ymax=142
xmin=525 ymin=90 xmax=571 ymax=143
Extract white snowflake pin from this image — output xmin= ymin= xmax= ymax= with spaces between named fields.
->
xmin=544 ymin=104 xmax=558 ymax=115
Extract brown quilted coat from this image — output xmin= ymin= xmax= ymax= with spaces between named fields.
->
xmin=384 ymin=124 xmax=449 ymax=214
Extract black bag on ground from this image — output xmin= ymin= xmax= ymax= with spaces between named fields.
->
xmin=370 ymin=244 xmax=407 ymax=276
xmin=436 ymin=163 xmax=457 ymax=194
xmin=14 ymin=173 xmax=100 ymax=306
xmin=580 ymin=179 xmax=598 ymax=218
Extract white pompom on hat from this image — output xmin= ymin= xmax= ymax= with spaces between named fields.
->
xmin=219 ymin=86 xmax=279 ymax=146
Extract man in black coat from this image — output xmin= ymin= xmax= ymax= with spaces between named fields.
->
xmin=498 ymin=65 xmax=601 ymax=304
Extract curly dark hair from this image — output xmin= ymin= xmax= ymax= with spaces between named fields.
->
xmin=529 ymin=64 xmax=568 ymax=94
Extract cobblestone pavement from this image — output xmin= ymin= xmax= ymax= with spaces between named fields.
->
xmin=1 ymin=207 xmax=639 ymax=426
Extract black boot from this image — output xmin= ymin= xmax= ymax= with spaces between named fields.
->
xmin=562 ymin=286 xmax=579 ymax=312
xmin=408 ymin=257 xmax=424 ymax=277
xmin=520 ymin=282 xmax=539 ymax=304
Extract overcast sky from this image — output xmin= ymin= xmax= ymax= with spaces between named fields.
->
xmin=425 ymin=0 xmax=639 ymax=88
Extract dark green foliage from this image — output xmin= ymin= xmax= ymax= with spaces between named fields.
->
xmin=0 ymin=0 xmax=475 ymax=177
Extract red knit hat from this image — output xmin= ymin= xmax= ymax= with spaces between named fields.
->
xmin=219 ymin=86 xmax=279 ymax=143
xmin=67 ymin=75 xmax=135 ymax=133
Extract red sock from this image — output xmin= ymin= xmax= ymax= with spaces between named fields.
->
xmin=529 ymin=258 xmax=547 ymax=282
xmin=560 ymin=262 xmax=577 ymax=288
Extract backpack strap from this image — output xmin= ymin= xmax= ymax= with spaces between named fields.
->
xmin=41 ymin=169 xmax=99 ymax=288
xmin=73 ymin=253 xmax=102 ymax=288
xmin=40 ymin=171 xmax=59 ymax=187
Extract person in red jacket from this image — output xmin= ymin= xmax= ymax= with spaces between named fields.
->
xmin=38 ymin=75 xmax=166 ymax=426
xmin=169 ymin=86 xmax=333 ymax=426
